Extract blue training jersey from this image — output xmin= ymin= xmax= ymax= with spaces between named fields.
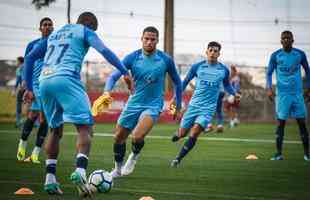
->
xmin=183 ymin=60 xmax=235 ymax=110
xmin=105 ymin=49 xmax=182 ymax=109
xmin=266 ymin=48 xmax=310 ymax=95
xmin=24 ymin=24 xmax=128 ymax=91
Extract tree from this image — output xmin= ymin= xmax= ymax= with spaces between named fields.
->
xmin=31 ymin=0 xmax=71 ymax=23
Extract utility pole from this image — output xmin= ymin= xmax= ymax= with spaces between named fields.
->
xmin=164 ymin=0 xmax=174 ymax=91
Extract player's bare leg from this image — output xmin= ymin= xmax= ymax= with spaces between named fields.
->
xmin=171 ymin=127 xmax=190 ymax=142
xmin=122 ymin=116 xmax=154 ymax=176
xmin=171 ymin=124 xmax=204 ymax=167
xmin=111 ymin=125 xmax=130 ymax=178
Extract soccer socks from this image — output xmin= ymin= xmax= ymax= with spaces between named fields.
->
xmin=297 ymin=120 xmax=309 ymax=156
xmin=114 ymin=143 xmax=126 ymax=170
xmin=76 ymin=153 xmax=88 ymax=177
xmin=35 ymin=121 xmax=48 ymax=148
xmin=45 ymin=159 xmax=57 ymax=184
xmin=275 ymin=120 xmax=285 ymax=155
xmin=131 ymin=140 xmax=145 ymax=159
xmin=21 ymin=118 xmax=35 ymax=141
xmin=176 ymin=137 xmax=197 ymax=162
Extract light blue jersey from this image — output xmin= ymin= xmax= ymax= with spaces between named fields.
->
xmin=267 ymin=48 xmax=310 ymax=95
xmin=180 ymin=60 xmax=235 ymax=129
xmin=266 ymin=48 xmax=310 ymax=120
xmin=105 ymin=49 xmax=182 ymax=130
xmin=24 ymin=23 xmax=129 ymax=128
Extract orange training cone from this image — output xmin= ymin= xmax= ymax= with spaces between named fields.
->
xmin=14 ymin=188 xmax=34 ymax=195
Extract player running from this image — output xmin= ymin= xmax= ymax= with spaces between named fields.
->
xmin=170 ymin=41 xmax=238 ymax=167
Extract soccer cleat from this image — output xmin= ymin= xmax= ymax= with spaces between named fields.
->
xmin=122 ymin=153 xmax=137 ymax=176
xmin=24 ymin=154 xmax=41 ymax=164
xmin=70 ymin=171 xmax=92 ymax=198
xmin=110 ymin=168 xmax=122 ymax=179
xmin=170 ymin=159 xmax=180 ymax=168
xmin=44 ymin=182 xmax=63 ymax=195
xmin=17 ymin=146 xmax=26 ymax=161
xmin=270 ymin=153 xmax=284 ymax=160
xmin=216 ymin=125 xmax=224 ymax=133
xmin=304 ymin=155 xmax=310 ymax=161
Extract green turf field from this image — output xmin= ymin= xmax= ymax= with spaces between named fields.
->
xmin=0 ymin=122 xmax=309 ymax=200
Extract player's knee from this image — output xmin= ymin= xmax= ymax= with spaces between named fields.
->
xmin=27 ymin=111 xmax=38 ymax=121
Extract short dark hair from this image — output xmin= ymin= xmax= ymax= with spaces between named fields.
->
xmin=77 ymin=12 xmax=98 ymax=31
xmin=281 ymin=30 xmax=293 ymax=37
xmin=17 ymin=56 xmax=24 ymax=63
xmin=207 ymin=41 xmax=221 ymax=51
xmin=143 ymin=26 xmax=159 ymax=37
xmin=40 ymin=17 xmax=52 ymax=27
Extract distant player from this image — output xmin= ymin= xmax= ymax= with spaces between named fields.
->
xmin=13 ymin=56 xmax=25 ymax=128
xmin=266 ymin=30 xmax=310 ymax=161
xmin=170 ymin=41 xmax=238 ymax=167
xmin=226 ymin=65 xmax=241 ymax=128
xmin=16 ymin=17 xmax=53 ymax=164
xmin=98 ymin=26 xmax=182 ymax=178
xmin=24 ymin=12 xmax=132 ymax=196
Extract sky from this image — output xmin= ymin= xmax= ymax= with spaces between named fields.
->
xmin=0 ymin=0 xmax=309 ymax=66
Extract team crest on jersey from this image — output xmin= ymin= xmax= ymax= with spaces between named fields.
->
xmin=42 ymin=67 xmax=55 ymax=76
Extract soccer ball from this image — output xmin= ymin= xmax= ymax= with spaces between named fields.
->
xmin=88 ymin=169 xmax=113 ymax=193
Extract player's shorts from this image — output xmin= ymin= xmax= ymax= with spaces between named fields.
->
xmin=276 ymin=93 xmax=307 ymax=120
xmin=39 ymin=76 xmax=93 ymax=128
xmin=30 ymin=86 xmax=43 ymax=111
xmin=117 ymin=104 xmax=161 ymax=131
xmin=180 ymin=105 xmax=213 ymax=130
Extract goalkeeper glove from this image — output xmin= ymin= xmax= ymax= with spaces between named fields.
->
xmin=91 ymin=92 xmax=113 ymax=116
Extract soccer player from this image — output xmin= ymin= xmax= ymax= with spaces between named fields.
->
xmin=101 ymin=26 xmax=182 ymax=178
xmin=13 ymin=56 xmax=25 ymax=128
xmin=170 ymin=41 xmax=237 ymax=167
xmin=16 ymin=17 xmax=54 ymax=164
xmin=226 ymin=65 xmax=241 ymax=128
xmin=266 ymin=30 xmax=310 ymax=161
xmin=24 ymin=12 xmax=132 ymax=196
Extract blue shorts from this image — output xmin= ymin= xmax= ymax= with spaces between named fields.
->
xmin=39 ymin=76 xmax=93 ymax=128
xmin=117 ymin=105 xmax=160 ymax=131
xmin=30 ymin=86 xmax=43 ymax=111
xmin=180 ymin=105 xmax=213 ymax=129
xmin=276 ymin=93 xmax=307 ymax=120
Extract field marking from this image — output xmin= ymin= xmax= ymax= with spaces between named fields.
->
xmin=0 ymin=179 xmax=283 ymax=200
xmin=0 ymin=129 xmax=301 ymax=144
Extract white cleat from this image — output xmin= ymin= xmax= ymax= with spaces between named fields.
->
xmin=121 ymin=153 xmax=137 ymax=176
xmin=110 ymin=168 xmax=122 ymax=179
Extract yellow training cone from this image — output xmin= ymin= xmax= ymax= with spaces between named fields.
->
xmin=246 ymin=154 xmax=258 ymax=160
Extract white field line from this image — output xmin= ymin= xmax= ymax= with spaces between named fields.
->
xmin=0 ymin=180 xmax=283 ymax=200
xmin=0 ymin=129 xmax=301 ymax=144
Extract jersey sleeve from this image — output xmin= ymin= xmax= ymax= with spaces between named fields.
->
xmin=300 ymin=51 xmax=310 ymax=89
xmin=84 ymin=27 xmax=128 ymax=75
xmin=223 ymin=67 xmax=235 ymax=95
xmin=182 ymin=63 xmax=199 ymax=91
xmin=104 ymin=70 xmax=122 ymax=92
xmin=24 ymin=39 xmax=47 ymax=91
xmin=164 ymin=55 xmax=182 ymax=109
xmin=266 ymin=52 xmax=277 ymax=89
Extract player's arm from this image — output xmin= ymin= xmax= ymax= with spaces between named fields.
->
xmin=166 ymin=57 xmax=182 ymax=111
xmin=23 ymin=39 xmax=47 ymax=103
xmin=182 ymin=64 xmax=198 ymax=92
xmin=84 ymin=27 xmax=128 ymax=75
xmin=300 ymin=51 xmax=310 ymax=101
xmin=266 ymin=52 xmax=277 ymax=101
xmin=223 ymin=68 xmax=236 ymax=96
